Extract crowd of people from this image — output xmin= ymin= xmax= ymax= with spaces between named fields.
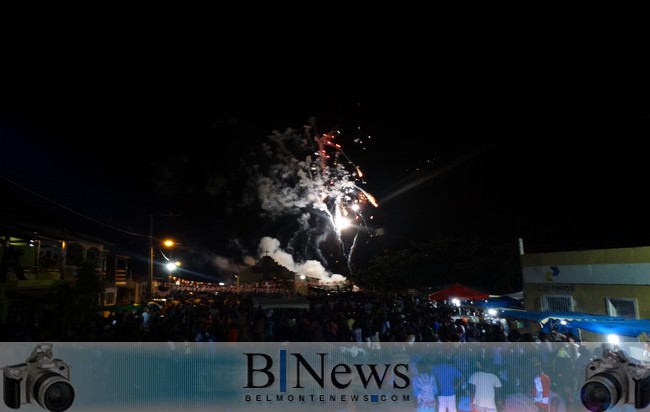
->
xmin=4 ymin=288 xmax=626 ymax=411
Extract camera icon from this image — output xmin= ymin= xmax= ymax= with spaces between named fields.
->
xmin=2 ymin=343 xmax=74 ymax=411
xmin=580 ymin=346 xmax=650 ymax=411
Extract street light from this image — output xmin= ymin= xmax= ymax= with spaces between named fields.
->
xmin=148 ymin=213 xmax=181 ymax=300
xmin=161 ymin=239 xmax=180 ymax=263
xmin=166 ymin=261 xmax=180 ymax=272
xmin=162 ymin=240 xmax=181 ymax=286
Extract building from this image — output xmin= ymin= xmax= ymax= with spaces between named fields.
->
xmin=0 ymin=222 xmax=146 ymax=326
xmin=238 ymin=254 xmax=304 ymax=295
xmin=521 ymin=246 xmax=650 ymax=319
xmin=237 ymin=254 xmax=327 ymax=296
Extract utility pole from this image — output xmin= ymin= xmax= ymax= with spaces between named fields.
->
xmin=148 ymin=213 xmax=181 ymax=301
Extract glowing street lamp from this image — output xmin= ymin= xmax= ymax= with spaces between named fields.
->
xmin=148 ymin=213 xmax=181 ymax=300
xmin=161 ymin=239 xmax=180 ymax=263
xmin=166 ymin=261 xmax=181 ymax=272
xmin=162 ymin=240 xmax=180 ymax=283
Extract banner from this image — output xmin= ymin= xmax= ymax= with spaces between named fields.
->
xmin=2 ymin=341 xmax=649 ymax=411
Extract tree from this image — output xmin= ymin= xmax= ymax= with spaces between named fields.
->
xmin=353 ymin=252 xmax=409 ymax=293
xmin=353 ymin=234 xmax=522 ymax=294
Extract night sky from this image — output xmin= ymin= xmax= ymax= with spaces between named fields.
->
xmin=2 ymin=66 xmax=650 ymax=283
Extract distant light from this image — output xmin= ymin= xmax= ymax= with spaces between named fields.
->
xmin=165 ymin=262 xmax=177 ymax=272
xmin=451 ymin=298 xmax=461 ymax=307
xmin=218 ymin=282 xmax=225 ymax=286
xmin=300 ymin=275 xmax=306 ymax=280
xmin=487 ymin=308 xmax=497 ymax=316
xmin=607 ymin=334 xmax=620 ymax=344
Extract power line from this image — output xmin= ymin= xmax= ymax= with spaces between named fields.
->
xmin=0 ymin=173 xmax=147 ymax=238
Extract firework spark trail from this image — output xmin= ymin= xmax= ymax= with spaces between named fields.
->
xmin=310 ymin=129 xmax=379 ymax=276
xmin=312 ymin=131 xmax=376 ymax=232
xmin=247 ymin=125 xmax=378 ymax=277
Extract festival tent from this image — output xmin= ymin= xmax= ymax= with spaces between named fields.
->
xmin=564 ymin=319 xmax=650 ymax=338
xmin=497 ymin=309 xmax=627 ymax=340
xmin=497 ymin=309 xmax=625 ymax=324
xmin=428 ymin=283 xmax=490 ymax=301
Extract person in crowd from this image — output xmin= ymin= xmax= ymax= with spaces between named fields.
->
xmin=429 ymin=350 xmax=464 ymax=412
xmin=572 ymin=343 xmax=593 ymax=401
xmin=468 ymin=361 xmax=503 ymax=412
xmin=415 ymin=373 xmax=438 ymax=412
xmin=552 ymin=340 xmax=576 ymax=399
xmin=411 ymin=357 xmax=438 ymax=412
xmin=532 ymin=361 xmax=552 ymax=411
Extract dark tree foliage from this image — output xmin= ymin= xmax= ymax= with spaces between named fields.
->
xmin=353 ymin=234 xmax=521 ymax=294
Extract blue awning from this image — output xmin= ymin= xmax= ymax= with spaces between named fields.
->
xmin=496 ymin=309 xmax=650 ymax=338
xmin=498 ymin=309 xmax=625 ymax=323
xmin=564 ymin=319 xmax=650 ymax=338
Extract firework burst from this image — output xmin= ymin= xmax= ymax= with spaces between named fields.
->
xmin=245 ymin=121 xmax=378 ymax=277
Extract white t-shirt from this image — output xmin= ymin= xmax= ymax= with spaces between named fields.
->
xmin=469 ymin=371 xmax=502 ymax=409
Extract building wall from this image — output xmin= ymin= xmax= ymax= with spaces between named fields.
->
xmin=521 ymin=246 xmax=650 ymax=319
xmin=1 ymin=234 xmax=124 ymax=324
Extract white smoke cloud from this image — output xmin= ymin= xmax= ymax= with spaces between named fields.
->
xmin=255 ymin=236 xmax=346 ymax=284
xmin=212 ymin=236 xmax=346 ymax=284
xmin=212 ymin=255 xmax=248 ymax=274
